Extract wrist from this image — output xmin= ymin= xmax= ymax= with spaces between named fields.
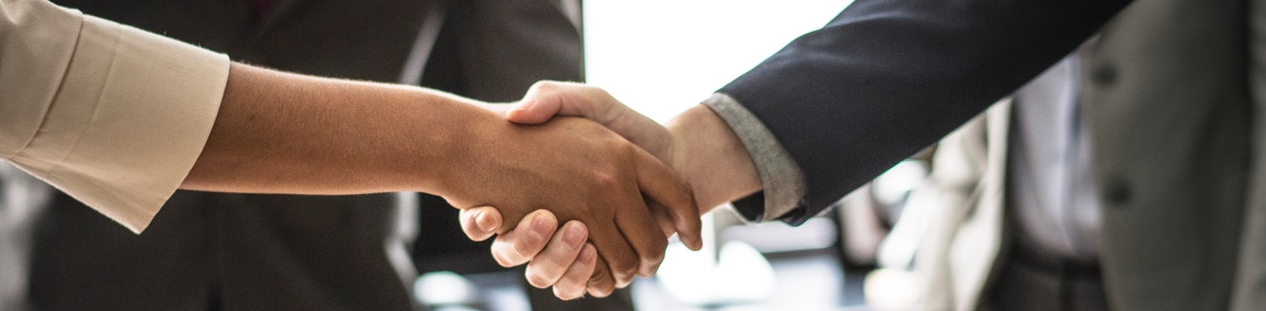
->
xmin=402 ymin=94 xmax=508 ymax=198
xmin=666 ymin=104 xmax=762 ymax=213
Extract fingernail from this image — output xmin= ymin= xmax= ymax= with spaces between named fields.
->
xmin=562 ymin=223 xmax=585 ymax=247
xmin=475 ymin=210 xmax=496 ymax=232
xmin=579 ymin=244 xmax=596 ymax=263
xmin=531 ymin=212 xmax=549 ymax=230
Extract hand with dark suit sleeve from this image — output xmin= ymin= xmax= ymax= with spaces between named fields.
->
xmin=461 ymin=82 xmax=764 ymax=297
xmin=460 ymin=0 xmax=1138 ymax=299
xmin=715 ymin=0 xmax=1132 ymax=223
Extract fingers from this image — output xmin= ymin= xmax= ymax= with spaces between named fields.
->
xmin=553 ymin=243 xmax=598 ymax=300
xmin=649 ymin=201 xmax=677 ymax=238
xmin=586 ymin=255 xmax=617 ymax=298
xmin=585 ymin=216 xmax=641 ymax=289
xmin=525 ymin=221 xmax=589 ymax=288
xmin=612 ymin=191 xmax=669 ymax=278
xmin=632 ymin=147 xmax=704 ymax=251
xmin=490 ymin=210 xmax=558 ymax=267
xmin=459 ymin=206 xmax=503 ymax=241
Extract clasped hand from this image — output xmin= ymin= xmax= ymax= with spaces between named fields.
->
xmin=453 ymin=81 xmax=762 ymax=300
xmin=440 ymin=83 xmax=707 ymax=299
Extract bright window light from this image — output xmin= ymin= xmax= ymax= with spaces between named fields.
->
xmin=584 ymin=1 xmax=854 ymax=122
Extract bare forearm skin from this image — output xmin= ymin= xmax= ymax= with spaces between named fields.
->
xmin=183 ymin=63 xmax=491 ymax=196
xmin=666 ymin=105 xmax=762 ymax=214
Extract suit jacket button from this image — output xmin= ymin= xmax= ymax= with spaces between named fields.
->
xmin=1101 ymin=177 xmax=1131 ymax=207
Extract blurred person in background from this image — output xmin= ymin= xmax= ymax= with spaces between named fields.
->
xmin=875 ymin=0 xmax=1255 ymax=306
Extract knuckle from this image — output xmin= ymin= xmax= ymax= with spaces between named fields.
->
xmin=672 ymin=183 xmax=697 ymax=210
xmin=548 ymin=251 xmax=577 ymax=271
xmin=552 ymin=286 xmax=573 ymax=300
xmin=524 ymin=271 xmax=554 ymax=289
xmin=461 ymin=223 xmax=488 ymax=241
xmin=460 ymin=227 xmax=482 ymax=240
xmin=513 ymin=236 xmax=546 ymax=259
xmin=525 ymin=256 xmax=567 ymax=281
xmin=587 ymin=285 xmax=614 ymax=298
xmin=492 ymin=241 xmax=526 ymax=267
xmin=589 ymin=265 xmax=612 ymax=285
xmin=591 ymin=171 xmax=621 ymax=190
xmin=557 ymin=266 xmax=592 ymax=298
xmin=492 ymin=253 xmax=517 ymax=268
xmin=643 ymin=244 xmax=666 ymax=266
xmin=511 ymin=244 xmax=537 ymax=261
xmin=492 ymin=250 xmax=521 ymax=267
xmin=593 ymin=87 xmax=615 ymax=100
xmin=612 ymin=255 xmax=639 ymax=279
xmin=562 ymin=289 xmax=584 ymax=300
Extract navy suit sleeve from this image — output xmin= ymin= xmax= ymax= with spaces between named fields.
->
xmin=720 ymin=0 xmax=1133 ymax=225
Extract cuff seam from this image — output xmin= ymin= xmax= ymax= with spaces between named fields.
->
xmin=701 ymin=93 xmax=807 ymax=222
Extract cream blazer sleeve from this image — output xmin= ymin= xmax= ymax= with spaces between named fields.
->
xmin=0 ymin=0 xmax=230 ymax=233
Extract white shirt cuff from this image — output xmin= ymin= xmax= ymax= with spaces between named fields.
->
xmin=2 ymin=2 xmax=229 ymax=233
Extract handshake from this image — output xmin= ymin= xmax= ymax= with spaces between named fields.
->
xmin=186 ymin=65 xmax=770 ymax=300
xmin=448 ymin=81 xmax=763 ymax=300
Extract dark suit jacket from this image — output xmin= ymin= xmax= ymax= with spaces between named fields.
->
xmin=29 ymin=1 xmax=585 ymax=310
xmin=722 ymin=0 xmax=1132 ymax=224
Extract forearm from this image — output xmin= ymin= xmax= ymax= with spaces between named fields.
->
xmin=183 ymin=63 xmax=490 ymax=196
xmin=665 ymin=105 xmax=762 ymax=214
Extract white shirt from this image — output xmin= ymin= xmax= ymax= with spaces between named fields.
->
xmin=0 ymin=0 xmax=229 ymax=233
xmin=1006 ymin=52 xmax=1102 ymax=262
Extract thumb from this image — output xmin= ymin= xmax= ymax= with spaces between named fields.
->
xmin=510 ymin=81 xmax=623 ymax=126
xmin=507 ymin=81 xmax=573 ymax=124
xmin=507 ymin=97 xmax=562 ymax=125
xmin=460 ymin=206 xmax=504 ymax=241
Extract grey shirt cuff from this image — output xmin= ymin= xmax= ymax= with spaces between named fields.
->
xmin=701 ymin=93 xmax=807 ymax=223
